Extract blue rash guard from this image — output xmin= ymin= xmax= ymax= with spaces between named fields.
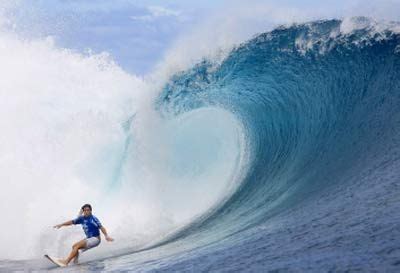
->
xmin=72 ymin=215 xmax=102 ymax=238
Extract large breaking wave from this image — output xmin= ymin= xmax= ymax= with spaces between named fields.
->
xmin=121 ymin=17 xmax=400 ymax=271
xmin=1 ymin=16 xmax=400 ymax=272
xmin=154 ymin=17 xmax=400 ymax=240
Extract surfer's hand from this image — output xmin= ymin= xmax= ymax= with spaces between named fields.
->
xmin=105 ymin=235 xmax=114 ymax=242
xmin=53 ymin=224 xmax=62 ymax=229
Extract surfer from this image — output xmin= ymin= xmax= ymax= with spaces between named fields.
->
xmin=53 ymin=204 xmax=114 ymax=266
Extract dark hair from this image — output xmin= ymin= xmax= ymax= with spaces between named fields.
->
xmin=81 ymin=204 xmax=92 ymax=211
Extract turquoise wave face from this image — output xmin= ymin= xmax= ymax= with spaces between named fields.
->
xmin=157 ymin=19 xmax=400 ymax=242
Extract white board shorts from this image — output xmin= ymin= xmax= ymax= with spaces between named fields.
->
xmin=82 ymin=237 xmax=101 ymax=252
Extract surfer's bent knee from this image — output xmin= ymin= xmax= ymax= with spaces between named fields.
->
xmin=73 ymin=240 xmax=87 ymax=250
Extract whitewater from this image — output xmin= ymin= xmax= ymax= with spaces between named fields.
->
xmin=0 ymin=3 xmax=400 ymax=273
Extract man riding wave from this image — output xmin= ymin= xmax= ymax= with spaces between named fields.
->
xmin=54 ymin=204 xmax=114 ymax=266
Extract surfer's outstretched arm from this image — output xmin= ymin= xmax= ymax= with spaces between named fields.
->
xmin=54 ymin=220 xmax=73 ymax=229
xmin=100 ymin=226 xmax=114 ymax=241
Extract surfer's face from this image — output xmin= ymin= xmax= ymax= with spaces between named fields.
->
xmin=83 ymin=207 xmax=92 ymax=217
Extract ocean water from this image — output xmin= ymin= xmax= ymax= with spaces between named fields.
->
xmin=1 ymin=18 xmax=400 ymax=272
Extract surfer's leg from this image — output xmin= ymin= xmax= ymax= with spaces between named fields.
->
xmin=72 ymin=251 xmax=79 ymax=264
xmin=62 ymin=239 xmax=87 ymax=266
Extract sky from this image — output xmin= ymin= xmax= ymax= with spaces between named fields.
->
xmin=2 ymin=0 xmax=399 ymax=75
xmin=3 ymin=0 xmax=225 ymax=75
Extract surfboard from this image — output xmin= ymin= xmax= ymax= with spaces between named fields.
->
xmin=44 ymin=254 xmax=66 ymax=267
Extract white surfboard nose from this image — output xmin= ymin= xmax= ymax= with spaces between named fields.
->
xmin=44 ymin=254 xmax=67 ymax=267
